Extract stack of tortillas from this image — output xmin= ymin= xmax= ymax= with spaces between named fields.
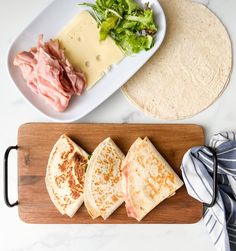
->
xmin=122 ymin=0 xmax=232 ymax=120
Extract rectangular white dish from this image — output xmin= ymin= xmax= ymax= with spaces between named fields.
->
xmin=7 ymin=0 xmax=166 ymax=122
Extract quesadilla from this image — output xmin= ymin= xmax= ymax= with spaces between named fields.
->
xmin=84 ymin=137 xmax=125 ymax=220
xmin=45 ymin=134 xmax=89 ymax=217
xmin=123 ymin=137 xmax=183 ymax=221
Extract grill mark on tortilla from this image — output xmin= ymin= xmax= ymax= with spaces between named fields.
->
xmin=55 ymin=174 xmax=67 ymax=187
xmin=94 ymin=146 xmax=122 ymax=186
xmin=88 ymin=140 xmax=124 ymax=217
xmin=60 ymin=139 xmax=74 ymax=165
xmin=145 ymin=179 xmax=159 ymax=196
xmin=46 ymin=135 xmax=88 ymax=214
xmin=68 ymin=153 xmax=87 ymax=199
xmin=123 ymin=137 xmax=183 ymax=221
xmin=51 ymin=187 xmax=73 ymax=210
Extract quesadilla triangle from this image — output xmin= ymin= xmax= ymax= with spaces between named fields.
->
xmin=123 ymin=137 xmax=183 ymax=221
xmin=45 ymin=134 xmax=89 ymax=217
xmin=84 ymin=137 xmax=125 ymax=220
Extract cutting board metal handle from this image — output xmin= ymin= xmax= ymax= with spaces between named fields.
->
xmin=3 ymin=145 xmax=19 ymax=208
xmin=204 ymin=147 xmax=218 ymax=208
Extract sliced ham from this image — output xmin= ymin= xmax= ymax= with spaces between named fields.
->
xmin=14 ymin=35 xmax=86 ymax=112
xmin=123 ymin=162 xmax=138 ymax=219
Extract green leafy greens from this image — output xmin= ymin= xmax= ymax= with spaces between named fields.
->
xmin=79 ymin=0 xmax=157 ymax=54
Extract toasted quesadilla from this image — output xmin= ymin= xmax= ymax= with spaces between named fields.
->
xmin=45 ymin=134 xmax=89 ymax=217
xmin=123 ymin=137 xmax=183 ymax=221
xmin=84 ymin=137 xmax=125 ymax=220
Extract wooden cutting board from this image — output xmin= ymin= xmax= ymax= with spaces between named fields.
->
xmin=17 ymin=123 xmax=204 ymax=224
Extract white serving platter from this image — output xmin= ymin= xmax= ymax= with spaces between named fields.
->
xmin=7 ymin=0 xmax=166 ymax=122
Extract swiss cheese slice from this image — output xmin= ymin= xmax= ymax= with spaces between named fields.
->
xmin=57 ymin=11 xmax=124 ymax=89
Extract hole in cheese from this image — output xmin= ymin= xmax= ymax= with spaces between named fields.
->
xmin=57 ymin=11 xmax=125 ymax=89
xmin=96 ymin=55 xmax=101 ymax=61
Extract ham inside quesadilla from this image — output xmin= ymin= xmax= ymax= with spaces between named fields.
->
xmin=123 ymin=137 xmax=183 ymax=221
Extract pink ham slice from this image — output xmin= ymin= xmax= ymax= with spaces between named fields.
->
xmin=14 ymin=35 xmax=86 ymax=112
xmin=123 ymin=162 xmax=138 ymax=219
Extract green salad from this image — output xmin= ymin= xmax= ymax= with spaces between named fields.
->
xmin=79 ymin=0 xmax=158 ymax=55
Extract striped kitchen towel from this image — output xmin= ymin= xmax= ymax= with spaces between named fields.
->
xmin=181 ymin=132 xmax=236 ymax=251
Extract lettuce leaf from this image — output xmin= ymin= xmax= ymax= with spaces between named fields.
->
xmin=110 ymin=29 xmax=153 ymax=54
xmin=124 ymin=0 xmax=140 ymax=14
xmin=100 ymin=16 xmax=118 ymax=40
xmin=79 ymin=0 xmax=157 ymax=54
xmin=119 ymin=34 xmax=153 ymax=54
xmin=125 ymin=9 xmax=157 ymax=32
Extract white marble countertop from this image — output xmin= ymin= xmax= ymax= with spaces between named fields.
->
xmin=0 ymin=0 xmax=235 ymax=250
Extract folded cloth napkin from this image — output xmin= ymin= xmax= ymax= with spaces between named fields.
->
xmin=181 ymin=132 xmax=236 ymax=251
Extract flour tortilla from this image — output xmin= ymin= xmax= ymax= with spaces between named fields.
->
xmin=45 ymin=134 xmax=89 ymax=217
xmin=83 ymin=142 xmax=104 ymax=219
xmin=123 ymin=137 xmax=183 ymax=221
xmin=122 ymin=0 xmax=232 ymax=120
xmin=84 ymin=137 xmax=125 ymax=220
